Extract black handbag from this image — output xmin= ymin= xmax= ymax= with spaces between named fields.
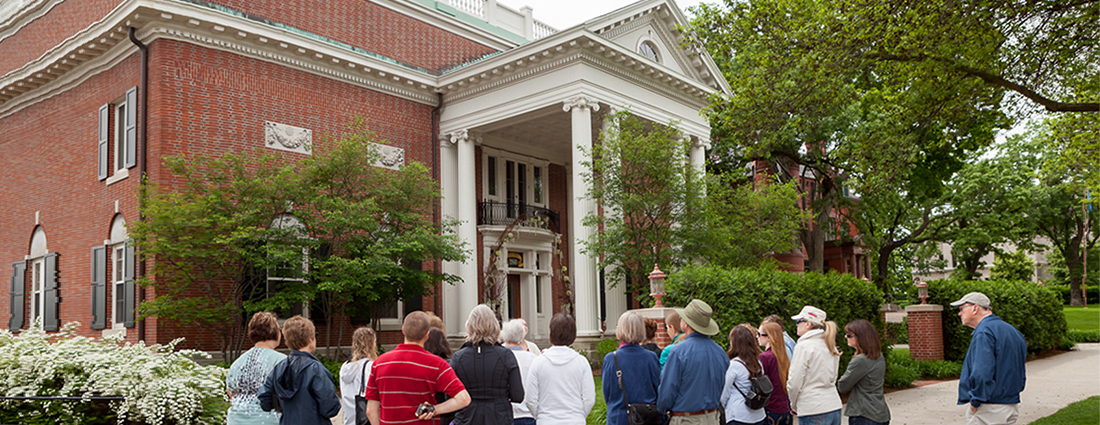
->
xmin=354 ymin=360 xmax=371 ymax=425
xmin=613 ymin=352 xmax=664 ymax=425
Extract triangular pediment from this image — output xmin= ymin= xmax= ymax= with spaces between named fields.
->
xmin=582 ymin=0 xmax=726 ymax=92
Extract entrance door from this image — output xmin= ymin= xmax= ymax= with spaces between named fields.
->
xmin=507 ymin=274 xmax=522 ymax=319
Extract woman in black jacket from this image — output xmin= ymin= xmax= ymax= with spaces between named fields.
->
xmin=450 ymin=304 xmax=525 ymax=425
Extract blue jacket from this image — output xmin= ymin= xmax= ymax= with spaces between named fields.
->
xmin=602 ymin=344 xmax=660 ymax=425
xmin=958 ymin=314 xmax=1027 ymax=408
xmin=657 ymin=332 xmax=728 ymax=414
xmin=259 ymin=350 xmax=341 ymax=424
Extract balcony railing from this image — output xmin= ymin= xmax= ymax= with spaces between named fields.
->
xmin=478 ymin=202 xmax=560 ymax=232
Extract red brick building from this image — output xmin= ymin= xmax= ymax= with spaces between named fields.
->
xmin=1 ymin=0 xmax=728 ymax=351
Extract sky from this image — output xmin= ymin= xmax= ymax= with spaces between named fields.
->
xmin=497 ymin=0 xmax=710 ymax=30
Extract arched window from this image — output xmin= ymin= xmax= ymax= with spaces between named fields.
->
xmin=638 ymin=41 xmax=660 ymax=63
xmin=108 ymin=216 xmax=132 ymax=331
xmin=10 ymin=226 xmax=60 ymax=332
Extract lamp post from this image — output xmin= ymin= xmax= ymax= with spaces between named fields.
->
xmin=917 ymin=280 xmax=929 ymax=305
xmin=649 ymin=264 xmax=666 ymax=308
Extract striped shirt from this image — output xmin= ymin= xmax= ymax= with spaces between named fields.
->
xmin=365 ymin=344 xmax=465 ymax=425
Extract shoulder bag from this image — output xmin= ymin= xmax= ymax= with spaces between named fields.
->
xmin=355 ymin=360 xmax=372 ymax=425
xmin=613 ymin=351 xmax=663 ymax=425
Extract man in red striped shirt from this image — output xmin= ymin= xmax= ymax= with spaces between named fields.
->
xmin=366 ymin=311 xmax=470 ymax=424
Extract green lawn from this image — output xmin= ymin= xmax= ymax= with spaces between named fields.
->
xmin=1028 ymin=396 xmax=1099 ymax=425
xmin=587 ymin=376 xmax=607 ymax=425
xmin=1063 ymin=306 xmax=1100 ymax=332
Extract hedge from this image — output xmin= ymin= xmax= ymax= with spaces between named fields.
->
xmin=1050 ymin=284 xmax=1099 ymax=305
xmin=914 ymin=279 xmax=1067 ymax=361
xmin=663 ymin=265 xmax=884 ymax=371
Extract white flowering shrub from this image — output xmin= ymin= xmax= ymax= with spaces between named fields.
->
xmin=0 ymin=320 xmax=228 ymax=425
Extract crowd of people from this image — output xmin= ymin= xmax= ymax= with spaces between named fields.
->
xmin=223 ymin=291 xmax=1027 ymax=425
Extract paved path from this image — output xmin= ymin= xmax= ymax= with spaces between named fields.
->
xmin=884 ymin=343 xmax=1100 ymax=425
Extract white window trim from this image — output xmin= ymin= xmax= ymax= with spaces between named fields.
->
xmin=110 ymin=244 xmax=126 ymax=331
xmin=29 ymin=258 xmax=45 ymax=322
xmin=104 ymin=98 xmax=129 ymax=186
xmin=480 ymin=148 xmax=550 ymax=208
xmin=377 ymin=300 xmax=404 ymax=331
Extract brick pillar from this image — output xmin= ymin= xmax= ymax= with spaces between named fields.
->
xmin=905 ymin=304 xmax=944 ymax=361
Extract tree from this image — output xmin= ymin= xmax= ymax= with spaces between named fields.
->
xmin=133 ymin=121 xmax=467 ymax=360
xmin=990 ymin=250 xmax=1036 ymax=282
xmin=686 ymin=0 xmax=1009 ymax=273
xmin=583 ymin=112 xmax=706 ymax=298
xmin=731 ymin=0 xmax=1099 ymax=113
xmin=290 ymin=124 xmax=466 ymax=353
xmin=132 ymin=153 xmax=297 ymax=361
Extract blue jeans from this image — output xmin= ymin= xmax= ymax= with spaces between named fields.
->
xmin=514 ymin=418 xmax=536 ymax=425
xmin=800 ymin=410 xmax=841 ymax=425
xmin=764 ymin=411 xmax=792 ymax=425
xmin=848 ymin=416 xmax=888 ymax=425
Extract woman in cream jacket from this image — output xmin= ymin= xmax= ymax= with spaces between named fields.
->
xmin=786 ymin=306 xmax=843 ymax=425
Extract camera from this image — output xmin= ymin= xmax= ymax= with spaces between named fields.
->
xmin=415 ymin=403 xmax=435 ymax=417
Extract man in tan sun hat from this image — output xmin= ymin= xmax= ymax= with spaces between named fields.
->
xmin=657 ymin=299 xmax=727 ymax=424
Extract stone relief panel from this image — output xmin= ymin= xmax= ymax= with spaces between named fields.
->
xmin=264 ymin=121 xmax=312 ymax=155
xmin=371 ymin=143 xmax=405 ymax=170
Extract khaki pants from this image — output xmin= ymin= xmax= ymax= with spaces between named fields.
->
xmin=965 ymin=403 xmax=1019 ymax=425
xmin=669 ymin=410 xmax=721 ymax=425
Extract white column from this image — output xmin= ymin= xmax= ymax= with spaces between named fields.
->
xmin=563 ymin=96 xmax=601 ymax=337
xmin=689 ymin=136 xmax=710 ymax=176
xmin=450 ymin=129 xmax=480 ymax=335
xmin=439 ymin=137 xmax=462 ymax=336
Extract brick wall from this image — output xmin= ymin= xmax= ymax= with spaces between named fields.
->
xmin=0 ymin=0 xmax=123 ymax=76
xmin=211 ymin=0 xmax=500 ymax=74
xmin=906 ymin=305 xmax=945 ymax=361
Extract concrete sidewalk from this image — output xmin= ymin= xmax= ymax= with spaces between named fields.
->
xmin=883 ymin=343 xmax=1100 ymax=425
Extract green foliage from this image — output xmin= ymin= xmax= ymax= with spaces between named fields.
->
xmin=1029 ymin=396 xmax=1100 ymax=425
xmin=133 ymin=119 xmax=467 ymax=359
xmin=317 ymin=356 xmax=342 ymax=387
xmin=916 ymin=279 xmax=1067 ymax=360
xmin=883 ymin=318 xmax=908 ymax=345
xmin=989 ymin=250 xmax=1036 ymax=282
xmin=689 ymin=175 xmax=809 ymax=269
xmin=884 ymin=347 xmax=963 ymax=388
xmin=587 ymin=376 xmax=607 ymax=425
xmin=583 ymin=111 xmax=705 ymax=295
xmin=593 ymin=338 xmax=619 ymax=370
xmin=663 ymin=265 xmax=883 ymax=359
xmin=884 ymin=354 xmax=921 ymax=389
xmin=1051 ymin=285 xmax=1100 ymax=305
xmin=1067 ymin=330 xmax=1100 ymax=343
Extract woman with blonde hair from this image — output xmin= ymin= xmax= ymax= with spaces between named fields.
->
xmin=758 ymin=321 xmax=793 ymax=425
xmin=227 ymin=312 xmax=286 ymax=425
xmin=838 ymin=319 xmax=890 ymax=425
xmin=340 ymin=327 xmax=379 ymax=425
xmin=450 ymin=304 xmax=524 ymax=424
xmin=787 ymin=306 xmax=842 ymax=425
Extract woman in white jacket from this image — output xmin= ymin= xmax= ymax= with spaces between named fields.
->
xmin=339 ymin=327 xmax=378 ymax=425
xmin=525 ymin=313 xmax=596 ymax=424
xmin=786 ymin=306 xmax=843 ymax=425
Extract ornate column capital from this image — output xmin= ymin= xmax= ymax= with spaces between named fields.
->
xmin=690 ymin=135 xmax=712 ymax=150
xmin=562 ymin=95 xmax=601 ymax=113
xmin=445 ymin=129 xmax=482 ymax=145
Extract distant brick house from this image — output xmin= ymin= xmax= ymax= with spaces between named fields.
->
xmin=1 ymin=0 xmax=730 ymax=351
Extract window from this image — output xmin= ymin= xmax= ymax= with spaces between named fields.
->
xmin=482 ymin=153 xmax=548 ymax=208
xmin=488 ymin=156 xmax=497 ymax=197
xmin=112 ymin=245 xmax=126 ymax=327
xmin=534 ymin=166 xmax=543 ymax=204
xmin=266 ymin=214 xmax=308 ymax=319
xmin=113 ymin=102 xmax=127 ymax=174
xmin=638 ymin=41 xmax=660 ymax=63
xmin=30 ymin=259 xmax=44 ymax=321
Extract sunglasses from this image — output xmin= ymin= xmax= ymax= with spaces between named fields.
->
xmin=795 ymin=319 xmax=807 ymax=324
xmin=758 ymin=332 xmax=768 ymax=337
xmin=845 ymin=333 xmax=855 ymax=338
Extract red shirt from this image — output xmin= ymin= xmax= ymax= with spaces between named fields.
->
xmin=365 ymin=343 xmax=465 ymax=425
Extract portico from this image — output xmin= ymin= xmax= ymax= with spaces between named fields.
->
xmin=435 ymin=3 xmax=728 ymax=341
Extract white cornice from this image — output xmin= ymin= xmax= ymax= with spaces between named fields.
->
xmin=0 ymin=0 xmax=58 ymax=42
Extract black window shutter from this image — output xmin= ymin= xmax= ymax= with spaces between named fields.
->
xmin=8 ymin=261 xmax=26 ymax=331
xmin=43 ymin=253 xmax=60 ymax=332
xmin=124 ymin=87 xmax=138 ymax=169
xmin=98 ymin=104 xmax=109 ymax=180
xmin=91 ymin=246 xmax=107 ymax=330
xmin=123 ymin=244 xmax=136 ymax=328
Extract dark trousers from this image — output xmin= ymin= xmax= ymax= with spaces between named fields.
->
xmin=514 ymin=418 xmax=536 ymax=425
xmin=764 ymin=411 xmax=792 ymax=425
xmin=848 ymin=416 xmax=889 ymax=425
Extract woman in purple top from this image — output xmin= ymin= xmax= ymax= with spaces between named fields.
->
xmin=758 ymin=321 xmax=793 ymax=425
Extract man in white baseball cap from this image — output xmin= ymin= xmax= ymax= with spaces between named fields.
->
xmin=951 ymin=292 xmax=1027 ymax=425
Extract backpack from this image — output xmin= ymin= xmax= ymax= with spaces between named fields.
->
xmin=732 ymin=358 xmax=773 ymax=410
